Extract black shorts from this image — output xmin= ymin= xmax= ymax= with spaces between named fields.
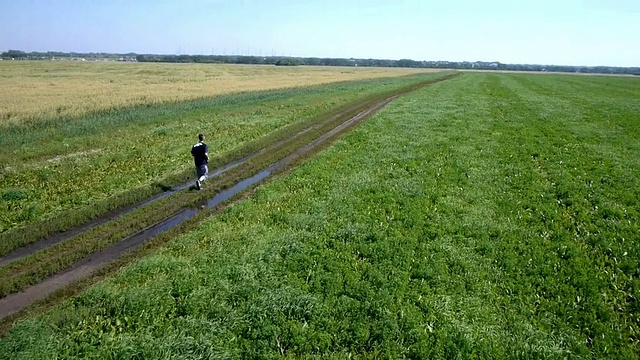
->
xmin=196 ymin=164 xmax=208 ymax=178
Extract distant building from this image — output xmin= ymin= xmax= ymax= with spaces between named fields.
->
xmin=118 ymin=56 xmax=137 ymax=62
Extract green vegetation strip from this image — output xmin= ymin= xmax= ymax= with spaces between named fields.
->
xmin=0 ymin=73 xmax=457 ymax=299
xmin=0 ymin=73 xmax=455 ymax=256
xmin=2 ymin=73 xmax=638 ymax=358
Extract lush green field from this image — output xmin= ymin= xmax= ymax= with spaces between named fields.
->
xmin=1 ymin=72 xmax=639 ymax=358
xmin=0 ymin=73 xmax=442 ymax=239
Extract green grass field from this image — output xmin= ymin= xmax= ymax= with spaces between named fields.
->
xmin=1 ymin=72 xmax=639 ymax=358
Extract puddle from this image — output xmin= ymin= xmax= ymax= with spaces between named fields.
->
xmin=133 ymin=167 xmax=273 ymax=245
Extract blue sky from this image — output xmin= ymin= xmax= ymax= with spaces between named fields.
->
xmin=1 ymin=0 xmax=638 ymax=67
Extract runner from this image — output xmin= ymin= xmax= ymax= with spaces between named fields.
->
xmin=191 ymin=133 xmax=209 ymax=190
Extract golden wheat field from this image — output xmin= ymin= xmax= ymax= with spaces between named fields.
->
xmin=0 ymin=61 xmax=439 ymax=124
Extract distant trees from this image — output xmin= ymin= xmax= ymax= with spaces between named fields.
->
xmin=1 ymin=50 xmax=27 ymax=59
xmin=274 ymin=58 xmax=300 ymax=66
xmin=396 ymin=59 xmax=422 ymax=68
xmin=2 ymin=50 xmax=639 ymax=75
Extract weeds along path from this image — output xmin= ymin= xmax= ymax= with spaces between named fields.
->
xmin=0 ymin=74 xmax=459 ymax=325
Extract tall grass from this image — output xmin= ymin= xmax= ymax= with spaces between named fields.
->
xmin=1 ymin=73 xmax=638 ymax=358
xmin=0 ymin=61 xmax=437 ymax=123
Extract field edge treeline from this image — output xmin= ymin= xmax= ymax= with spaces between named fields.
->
xmin=3 ymin=49 xmax=640 ymax=75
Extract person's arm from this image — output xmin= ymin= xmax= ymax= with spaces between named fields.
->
xmin=204 ymin=145 xmax=209 ymax=160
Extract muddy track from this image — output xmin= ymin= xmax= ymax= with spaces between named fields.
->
xmin=0 ymin=74 xmax=457 ymax=325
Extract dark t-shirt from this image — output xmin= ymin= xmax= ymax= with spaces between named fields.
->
xmin=191 ymin=142 xmax=208 ymax=167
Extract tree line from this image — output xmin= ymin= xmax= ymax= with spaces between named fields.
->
xmin=2 ymin=50 xmax=639 ymax=75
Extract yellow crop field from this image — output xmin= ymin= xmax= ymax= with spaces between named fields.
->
xmin=0 ymin=61 xmax=439 ymax=124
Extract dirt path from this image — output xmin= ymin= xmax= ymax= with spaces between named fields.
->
xmin=0 ymin=75 xmax=455 ymax=324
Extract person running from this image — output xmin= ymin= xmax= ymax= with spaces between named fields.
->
xmin=191 ymin=133 xmax=209 ymax=190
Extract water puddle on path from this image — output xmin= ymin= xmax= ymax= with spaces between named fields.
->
xmin=139 ymin=168 xmax=272 ymax=242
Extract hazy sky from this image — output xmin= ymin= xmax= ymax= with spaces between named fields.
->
xmin=1 ymin=0 xmax=639 ymax=67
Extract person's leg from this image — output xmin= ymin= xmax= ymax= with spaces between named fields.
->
xmin=198 ymin=165 xmax=208 ymax=183
xmin=195 ymin=165 xmax=204 ymax=189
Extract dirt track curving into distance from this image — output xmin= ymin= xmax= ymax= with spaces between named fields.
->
xmin=0 ymin=74 xmax=458 ymax=330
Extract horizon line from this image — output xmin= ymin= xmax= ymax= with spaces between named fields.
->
xmin=1 ymin=49 xmax=638 ymax=69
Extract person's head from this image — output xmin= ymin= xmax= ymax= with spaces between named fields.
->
xmin=198 ymin=133 xmax=205 ymax=142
